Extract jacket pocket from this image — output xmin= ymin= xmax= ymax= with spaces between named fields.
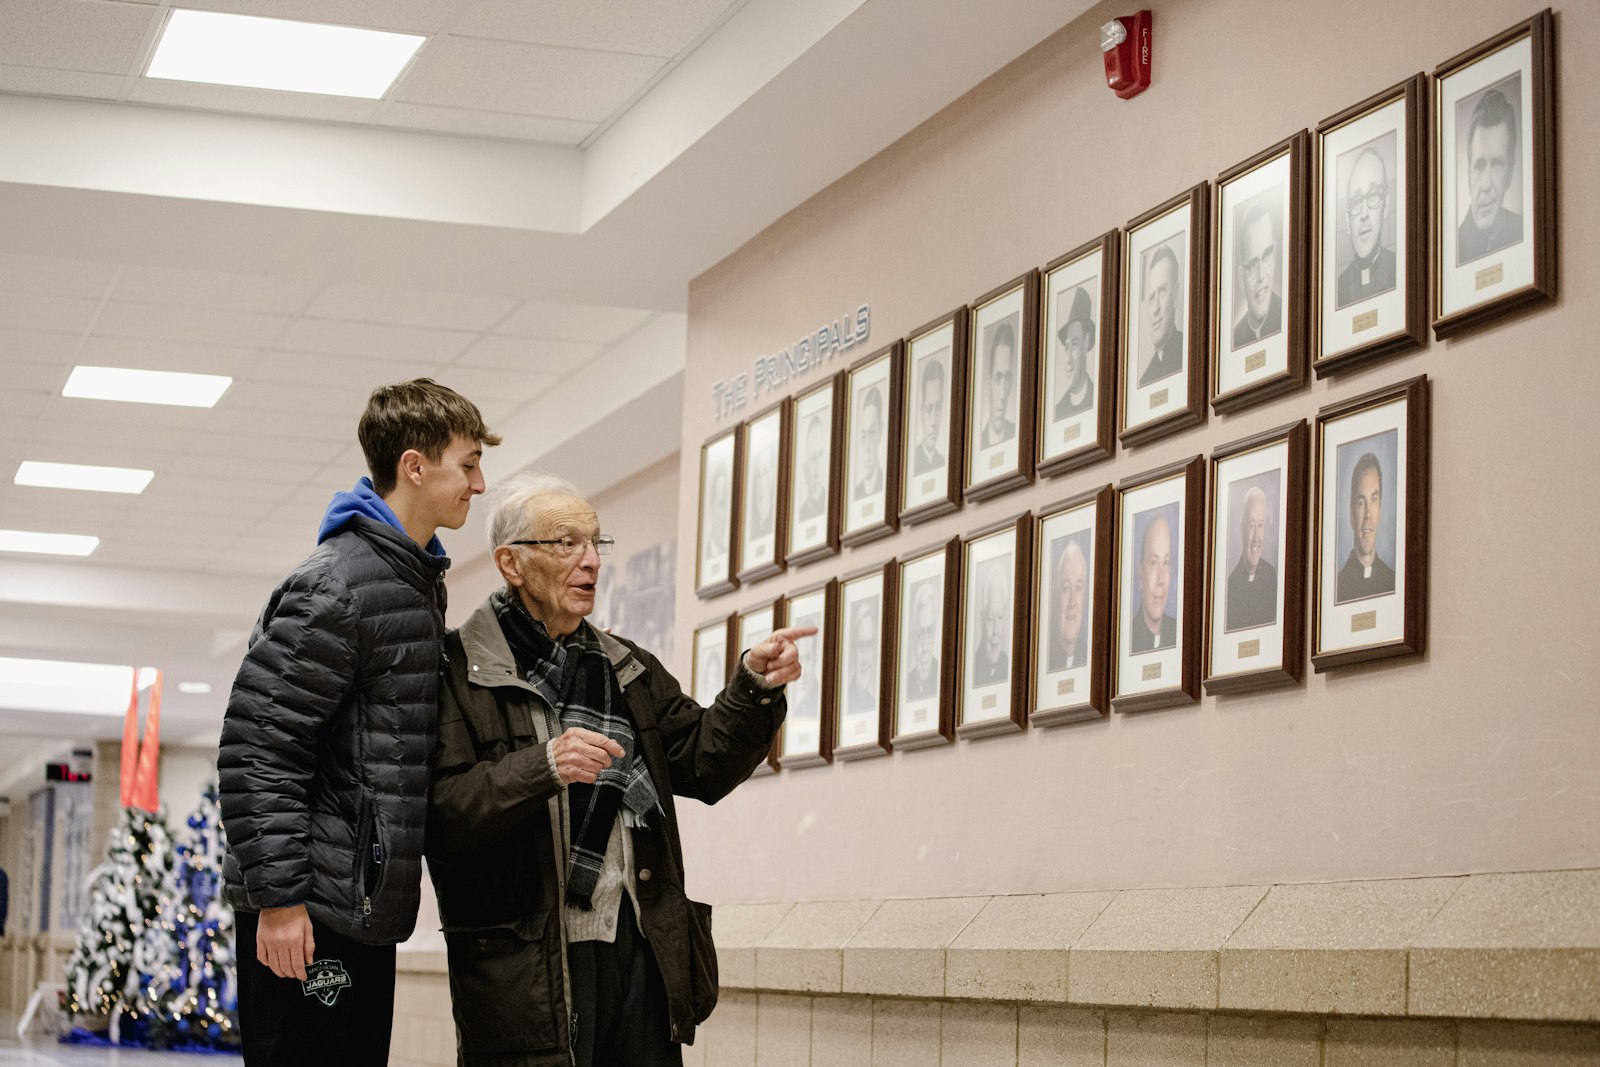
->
xmin=686 ymin=898 xmax=719 ymax=1024
xmin=443 ymin=923 xmax=561 ymax=1054
xmin=355 ymin=798 xmax=388 ymax=925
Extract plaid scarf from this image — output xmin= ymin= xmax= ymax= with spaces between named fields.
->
xmin=492 ymin=589 xmax=660 ymax=909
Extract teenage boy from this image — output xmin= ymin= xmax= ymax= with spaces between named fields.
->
xmin=218 ymin=379 xmax=500 ymax=1065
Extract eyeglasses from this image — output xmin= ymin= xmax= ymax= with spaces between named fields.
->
xmin=506 ymin=535 xmax=615 ymax=556
xmin=1346 ymin=186 xmax=1386 ymax=215
xmin=1241 ymin=246 xmax=1275 ymax=280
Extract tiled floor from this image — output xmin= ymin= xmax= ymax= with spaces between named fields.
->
xmin=0 ymin=1019 xmax=237 ymax=1066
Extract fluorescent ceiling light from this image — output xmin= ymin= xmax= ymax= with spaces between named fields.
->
xmin=0 ymin=530 xmax=99 ymax=556
xmin=63 ymin=366 xmax=232 ymax=408
xmin=178 ymin=682 xmax=212 ymax=695
xmin=0 ymin=658 xmax=156 ymax=716
xmin=16 ymin=461 xmax=154 ymax=495
xmin=147 ymin=9 xmax=425 ymax=99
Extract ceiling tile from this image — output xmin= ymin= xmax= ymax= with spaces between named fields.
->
xmin=495 ymin=301 xmax=653 ymax=344
xmin=395 ymin=37 xmax=664 ymax=123
xmin=277 ymin=318 xmax=474 ymax=362
xmin=76 ymin=335 xmax=263 ymax=378
xmin=247 ymin=351 xmax=440 ymax=388
xmin=16 ymin=414 xmax=189 ymax=455
xmin=111 ymin=264 xmax=318 ymax=315
xmin=376 ymin=103 xmax=595 ymax=145
xmin=0 ymin=293 xmax=101 ymax=334
xmin=450 ymin=0 xmax=739 ymax=59
xmin=127 ymin=79 xmax=384 ymax=123
xmin=175 ymin=0 xmax=459 ymax=34
xmin=200 ymin=405 xmax=358 ymax=443
xmin=0 ymin=391 xmax=51 ymax=424
xmin=44 ymin=394 xmax=213 ymax=435
xmin=432 ymin=367 xmax=557 ymax=406
xmin=0 ymin=0 xmax=156 ymax=74
xmin=0 ymin=253 xmax=119 ymax=300
xmin=141 ymin=473 xmax=297 ymax=506
xmin=305 ymin=283 xmax=518 ymax=332
xmin=200 ymin=431 xmax=346 ymax=470
xmin=158 ymin=450 xmax=325 ymax=486
xmin=454 ymin=334 xmax=601 ymax=374
xmin=5 ymin=360 xmax=71 ymax=394
xmin=0 ymin=327 xmax=83 ymax=362
xmin=92 ymin=302 xmax=289 ymax=348
xmin=0 ymin=65 xmax=126 ymax=99
xmin=224 ymin=380 xmax=371 ymax=419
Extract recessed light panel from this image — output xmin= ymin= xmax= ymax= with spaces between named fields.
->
xmin=178 ymin=682 xmax=213 ymax=695
xmin=0 ymin=530 xmax=100 ymax=556
xmin=16 ymin=461 xmax=154 ymax=495
xmin=63 ymin=366 xmax=232 ymax=408
xmin=147 ymin=9 xmax=425 ymax=99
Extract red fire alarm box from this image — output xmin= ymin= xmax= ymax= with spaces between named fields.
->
xmin=1102 ymin=10 xmax=1152 ymax=99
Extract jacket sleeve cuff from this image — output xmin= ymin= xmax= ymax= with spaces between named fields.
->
xmin=736 ymin=651 xmax=784 ymax=694
xmin=545 ymin=738 xmax=566 ymax=789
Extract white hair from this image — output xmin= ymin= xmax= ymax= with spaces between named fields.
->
xmin=485 ymin=470 xmax=582 ymax=550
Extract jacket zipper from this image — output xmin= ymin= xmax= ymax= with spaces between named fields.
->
xmin=362 ymin=799 xmax=382 ymax=927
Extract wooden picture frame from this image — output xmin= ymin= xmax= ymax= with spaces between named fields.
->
xmin=777 ymin=578 xmax=837 ymax=768
xmin=832 ymin=561 xmax=897 ymax=761
xmin=785 ymin=371 xmax=845 ymax=567
xmin=736 ymin=598 xmax=783 ymax=777
xmin=890 ymin=536 xmax=959 ymax=751
xmin=1119 ymin=183 xmax=1209 ymax=447
xmin=1312 ymin=375 xmax=1429 ymax=671
xmin=956 ymin=511 xmax=1033 ymax=739
xmin=1112 ymin=455 xmax=1204 ymax=712
xmin=1432 ymin=10 xmax=1557 ymax=339
xmin=1204 ymin=420 xmax=1309 ymax=694
xmin=737 ymin=400 xmax=790 ymax=584
xmin=840 ymin=342 xmax=904 ymax=547
xmin=694 ymin=425 xmax=742 ymax=599
xmin=965 ymin=271 xmax=1039 ymax=501
xmin=690 ymin=613 xmax=736 ymax=708
xmin=1037 ymin=231 xmax=1119 ymax=478
xmin=1314 ymin=74 xmax=1429 ymax=375
xmin=900 ymin=306 xmax=970 ymax=525
xmin=1212 ymin=131 xmax=1310 ymax=412
xmin=1031 ymin=485 xmax=1113 ymax=725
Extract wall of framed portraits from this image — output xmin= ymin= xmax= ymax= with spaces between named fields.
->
xmin=670 ymin=0 xmax=1596 ymax=911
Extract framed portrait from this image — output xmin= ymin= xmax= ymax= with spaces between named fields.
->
xmin=1312 ymin=375 xmax=1429 ymax=671
xmin=832 ymin=562 xmax=897 ymax=761
xmin=694 ymin=426 xmax=742 ymax=598
xmin=737 ymin=599 xmax=782 ymax=777
xmin=891 ymin=536 xmax=959 ymax=751
xmin=690 ymin=613 xmax=735 ymax=708
xmin=900 ymin=307 xmax=970 ymax=525
xmin=778 ymin=578 xmax=837 ymax=768
xmin=956 ymin=512 xmax=1033 ymax=738
xmin=1204 ymin=421 xmax=1309 ymax=694
xmin=1314 ymin=74 xmax=1428 ymax=375
xmin=1038 ymin=232 xmax=1118 ymax=478
xmin=1031 ymin=486 xmax=1112 ymax=725
xmin=1212 ymin=132 xmax=1309 ymax=412
xmin=785 ymin=371 xmax=844 ymax=567
xmin=1433 ymin=11 xmax=1556 ymax=339
xmin=737 ymin=401 xmax=790 ymax=584
xmin=1120 ymin=184 xmax=1209 ymax=447
xmin=840 ymin=343 xmax=903 ymax=547
xmin=1113 ymin=456 xmax=1203 ymax=712
xmin=965 ymin=271 xmax=1039 ymax=502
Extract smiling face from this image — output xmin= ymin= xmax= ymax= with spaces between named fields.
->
xmin=1346 ymin=150 xmax=1387 ymax=261
xmin=1139 ymin=515 xmax=1172 ymax=633
xmin=1350 ymin=465 xmax=1382 ymax=565
xmin=1468 ymin=119 xmax=1514 ymax=234
xmin=1239 ymin=211 xmax=1276 ymax=323
xmin=498 ymin=493 xmax=602 ymax=638
xmin=419 ymin=434 xmax=487 ymax=531
xmin=1056 ymin=541 xmax=1087 ymax=651
xmin=1241 ymin=489 xmax=1267 ymax=572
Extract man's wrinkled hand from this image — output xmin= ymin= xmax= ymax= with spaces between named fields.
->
xmin=258 ymin=903 xmax=316 ymax=981
xmin=551 ymin=727 xmax=625 ymax=785
xmin=745 ymin=625 xmax=816 ymax=687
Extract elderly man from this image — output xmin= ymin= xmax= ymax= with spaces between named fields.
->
xmin=1232 ymin=202 xmax=1281 ymax=348
xmin=1225 ymin=487 xmax=1277 ymax=630
xmin=1337 ymin=147 xmax=1398 ymax=307
xmin=1047 ymin=538 xmax=1089 ymax=671
xmin=904 ymin=582 xmax=941 ymax=702
xmin=1336 ymin=452 xmax=1395 ymax=602
xmin=427 ymin=472 xmax=812 ymax=1066
xmin=970 ymin=567 xmax=1011 ymax=686
xmin=1457 ymin=88 xmax=1523 ymax=263
xmin=1140 ymin=245 xmax=1184 ymax=387
xmin=1130 ymin=513 xmax=1176 ymax=654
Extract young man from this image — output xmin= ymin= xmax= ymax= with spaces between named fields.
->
xmin=218 ymin=379 xmax=500 ymax=1065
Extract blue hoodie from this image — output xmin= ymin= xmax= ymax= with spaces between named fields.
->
xmin=317 ymin=477 xmax=446 ymax=558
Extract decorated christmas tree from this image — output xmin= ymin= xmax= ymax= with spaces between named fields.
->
xmin=149 ymin=784 xmax=240 ymax=1049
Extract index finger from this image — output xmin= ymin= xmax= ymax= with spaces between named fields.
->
xmin=768 ymin=626 xmax=817 ymax=642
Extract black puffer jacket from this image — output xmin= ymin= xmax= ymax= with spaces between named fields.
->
xmin=219 ymin=514 xmax=448 ymax=945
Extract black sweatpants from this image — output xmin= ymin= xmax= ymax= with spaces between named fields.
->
xmin=236 ymin=909 xmax=396 ymax=1067
xmin=566 ymin=901 xmax=681 ymax=1067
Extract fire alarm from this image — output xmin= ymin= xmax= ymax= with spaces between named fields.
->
xmin=1102 ymin=10 xmax=1152 ymax=99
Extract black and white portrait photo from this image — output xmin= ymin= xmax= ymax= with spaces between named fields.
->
xmin=977 ymin=317 xmax=1019 ymax=450
xmin=1053 ymin=286 xmax=1096 ymax=422
xmin=1122 ymin=188 xmax=1206 ymax=442
xmin=901 ymin=313 xmax=964 ymax=521
xmin=691 ymin=618 xmax=729 ymax=708
xmin=1455 ymin=76 xmax=1524 ymax=266
xmin=895 ymin=543 xmax=952 ymax=744
xmin=911 ymin=351 xmax=948 ymax=478
xmin=1040 ymin=237 xmax=1114 ymax=472
xmin=1138 ymin=237 xmax=1185 ymax=388
xmin=842 ymin=345 xmax=899 ymax=543
xmin=966 ymin=276 xmax=1034 ymax=499
xmin=738 ymin=403 xmax=787 ymax=581
xmin=1229 ymin=188 xmax=1284 ymax=351
xmin=786 ymin=375 xmax=839 ymax=564
xmin=901 ymin=577 xmax=941 ymax=705
xmin=695 ymin=429 xmax=739 ymax=596
xmin=1335 ymin=132 xmax=1399 ymax=309
xmin=843 ymin=592 xmax=881 ymax=715
xmin=960 ymin=519 xmax=1026 ymax=733
xmin=780 ymin=584 xmax=831 ymax=766
xmin=967 ymin=557 xmax=1012 ymax=688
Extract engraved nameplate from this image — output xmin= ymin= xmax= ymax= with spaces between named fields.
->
xmin=988 ymin=452 xmax=1004 ymax=470
xmin=1351 ymin=610 xmax=1378 ymax=633
xmin=912 ymin=706 xmax=928 ymax=725
xmin=858 ymin=502 xmax=875 ymax=520
xmin=1056 ymin=677 xmax=1076 ymax=696
xmin=1244 ymin=350 xmax=1266 ymax=373
xmin=1476 ymin=262 xmax=1504 ymax=290
xmin=981 ymin=693 xmax=997 ymax=711
xmin=749 ymin=537 xmax=771 ymax=560
xmin=1150 ymin=387 xmax=1169 ymax=406
xmin=1237 ymin=638 xmax=1260 ymax=658
xmin=1061 ymin=423 xmax=1082 ymax=444
xmin=802 ymin=521 xmax=819 ymax=542
xmin=1141 ymin=662 xmax=1162 ymax=681
xmin=921 ymin=477 xmax=936 ymax=494
xmin=1352 ymin=309 xmax=1379 ymax=333
xmin=851 ymin=718 xmax=867 ymax=736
